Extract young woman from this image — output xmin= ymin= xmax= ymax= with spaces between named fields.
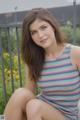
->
xmin=4 ymin=8 xmax=80 ymax=120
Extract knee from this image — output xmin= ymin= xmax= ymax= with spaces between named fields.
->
xmin=7 ymin=88 xmax=34 ymax=108
xmin=12 ymin=88 xmax=28 ymax=102
xmin=26 ymin=99 xmax=41 ymax=117
xmin=4 ymin=88 xmax=35 ymax=114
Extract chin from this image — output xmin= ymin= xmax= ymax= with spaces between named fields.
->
xmin=41 ymin=45 xmax=50 ymax=49
xmin=42 ymin=43 xmax=52 ymax=49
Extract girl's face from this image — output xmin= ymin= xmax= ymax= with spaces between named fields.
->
xmin=30 ymin=19 xmax=57 ymax=49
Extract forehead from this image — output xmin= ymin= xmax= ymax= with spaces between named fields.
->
xmin=29 ymin=19 xmax=50 ymax=31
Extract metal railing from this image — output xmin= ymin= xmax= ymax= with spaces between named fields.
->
xmin=0 ymin=23 xmax=23 ymax=105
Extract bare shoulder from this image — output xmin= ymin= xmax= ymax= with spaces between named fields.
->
xmin=71 ymin=45 xmax=80 ymax=54
xmin=71 ymin=44 xmax=80 ymax=68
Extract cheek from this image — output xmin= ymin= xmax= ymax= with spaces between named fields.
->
xmin=31 ymin=35 xmax=36 ymax=42
xmin=46 ymin=27 xmax=55 ymax=36
xmin=50 ymin=31 xmax=56 ymax=39
xmin=31 ymin=36 xmax=39 ymax=44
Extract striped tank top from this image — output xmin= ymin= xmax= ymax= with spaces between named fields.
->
xmin=37 ymin=44 xmax=80 ymax=120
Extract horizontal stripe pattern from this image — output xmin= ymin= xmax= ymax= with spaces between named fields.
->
xmin=37 ymin=44 xmax=80 ymax=120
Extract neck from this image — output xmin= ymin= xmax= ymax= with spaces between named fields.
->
xmin=45 ymin=43 xmax=65 ymax=60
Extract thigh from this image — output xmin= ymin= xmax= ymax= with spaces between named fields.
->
xmin=37 ymin=99 xmax=66 ymax=120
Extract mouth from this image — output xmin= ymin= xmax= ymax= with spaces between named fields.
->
xmin=40 ymin=39 xmax=47 ymax=43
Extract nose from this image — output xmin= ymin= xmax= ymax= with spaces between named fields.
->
xmin=38 ymin=30 xmax=44 ymax=38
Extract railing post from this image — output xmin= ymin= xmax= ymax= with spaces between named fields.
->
xmin=73 ymin=0 xmax=77 ymax=44
xmin=0 ymin=29 xmax=7 ymax=104
xmin=16 ymin=27 xmax=22 ymax=87
xmin=7 ymin=27 xmax=14 ymax=93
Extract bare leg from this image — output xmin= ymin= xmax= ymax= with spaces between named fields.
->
xmin=4 ymin=88 xmax=35 ymax=120
xmin=26 ymin=99 xmax=66 ymax=120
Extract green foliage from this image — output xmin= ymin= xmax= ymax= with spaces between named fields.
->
xmin=0 ymin=27 xmax=21 ymax=53
xmin=0 ymin=28 xmax=8 ymax=51
xmin=61 ymin=25 xmax=80 ymax=45
xmin=0 ymin=88 xmax=5 ymax=114
xmin=76 ymin=27 xmax=80 ymax=44
xmin=0 ymin=51 xmax=25 ymax=114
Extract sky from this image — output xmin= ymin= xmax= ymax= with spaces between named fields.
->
xmin=0 ymin=0 xmax=80 ymax=14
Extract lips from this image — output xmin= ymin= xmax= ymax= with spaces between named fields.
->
xmin=40 ymin=38 xmax=47 ymax=43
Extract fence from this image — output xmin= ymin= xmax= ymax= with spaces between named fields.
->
xmin=0 ymin=23 xmax=24 ymax=106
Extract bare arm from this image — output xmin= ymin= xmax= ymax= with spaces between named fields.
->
xmin=71 ymin=45 xmax=80 ymax=70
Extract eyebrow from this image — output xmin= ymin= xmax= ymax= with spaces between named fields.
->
xmin=30 ymin=24 xmax=48 ymax=32
xmin=30 ymin=29 xmax=37 ymax=34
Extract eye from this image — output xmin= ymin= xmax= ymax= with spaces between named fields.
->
xmin=31 ymin=31 xmax=37 ymax=35
xmin=40 ymin=25 xmax=47 ymax=30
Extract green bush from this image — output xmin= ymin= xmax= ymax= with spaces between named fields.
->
xmin=0 ymin=88 xmax=5 ymax=114
xmin=0 ymin=52 xmax=25 ymax=114
xmin=61 ymin=25 xmax=80 ymax=45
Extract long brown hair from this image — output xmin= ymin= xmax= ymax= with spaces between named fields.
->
xmin=21 ymin=8 xmax=65 ymax=81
